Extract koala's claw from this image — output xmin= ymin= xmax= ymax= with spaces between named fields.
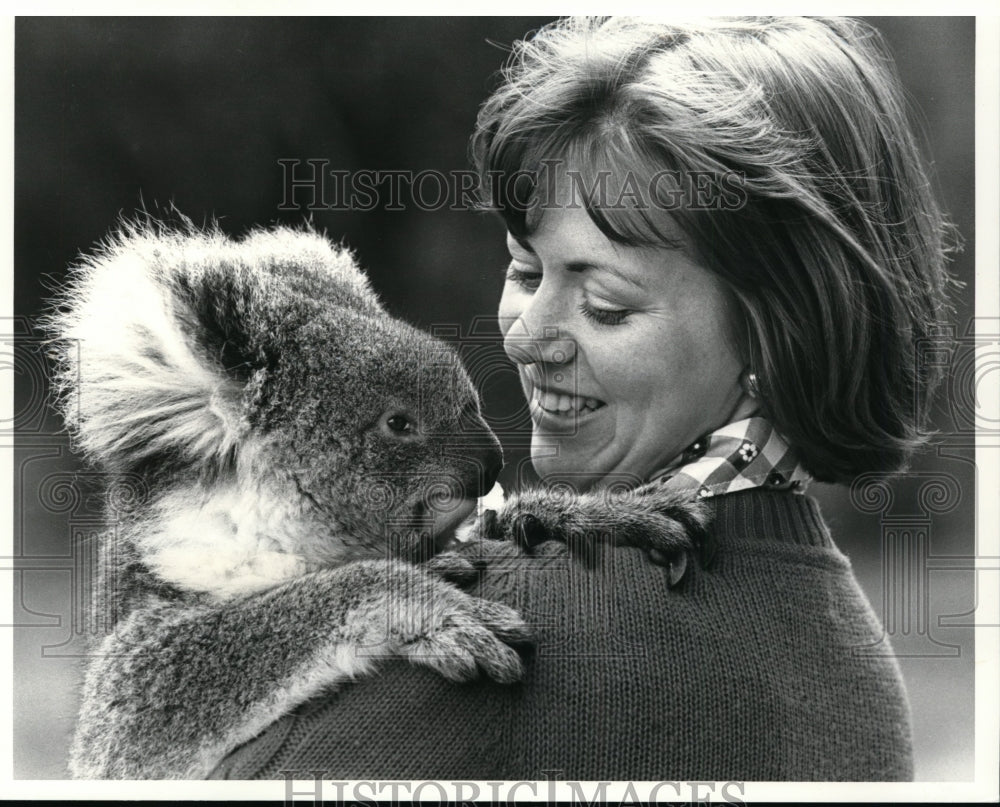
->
xmin=512 ymin=513 xmax=548 ymax=550
xmin=647 ymin=547 xmax=688 ymax=587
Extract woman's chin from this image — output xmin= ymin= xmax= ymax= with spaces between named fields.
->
xmin=530 ymin=453 xmax=603 ymax=492
xmin=531 ymin=441 xmax=655 ymax=492
xmin=529 ymin=419 xmax=623 ymax=492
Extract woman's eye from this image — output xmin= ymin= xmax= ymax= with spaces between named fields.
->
xmin=579 ymin=302 xmax=630 ymax=326
xmin=504 ymin=262 xmax=541 ymax=292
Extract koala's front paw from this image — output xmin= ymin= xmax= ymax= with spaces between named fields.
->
xmin=486 ymin=484 xmax=711 ymax=586
xmin=381 ymin=565 xmax=533 ymax=684
xmin=401 ymin=592 xmax=532 ymax=684
xmin=400 ymin=576 xmax=534 ymax=684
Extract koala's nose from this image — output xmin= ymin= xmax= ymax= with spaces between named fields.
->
xmin=457 ymin=442 xmax=503 ymax=499
xmin=476 ymin=447 xmax=504 ymax=496
xmin=456 ymin=404 xmax=504 ymax=496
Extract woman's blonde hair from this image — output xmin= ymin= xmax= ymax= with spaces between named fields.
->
xmin=472 ymin=16 xmax=959 ymax=483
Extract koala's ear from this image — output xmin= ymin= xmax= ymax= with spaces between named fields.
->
xmin=43 ymin=220 xmax=254 ymax=475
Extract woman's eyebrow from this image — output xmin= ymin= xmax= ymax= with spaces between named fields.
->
xmin=510 ymin=232 xmax=645 ymax=288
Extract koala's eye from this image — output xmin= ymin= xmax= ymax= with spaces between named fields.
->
xmin=386 ymin=414 xmax=413 ymax=433
xmin=375 ymin=409 xmax=420 ymax=440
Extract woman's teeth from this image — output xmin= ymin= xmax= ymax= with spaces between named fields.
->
xmin=534 ymin=390 xmax=604 ymax=415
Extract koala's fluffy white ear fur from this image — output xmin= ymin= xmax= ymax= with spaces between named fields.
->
xmin=46 ymin=222 xmax=242 ymax=472
xmin=45 ymin=218 xmax=376 ymax=475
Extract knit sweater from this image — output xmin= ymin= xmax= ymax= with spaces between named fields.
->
xmin=208 ymin=489 xmax=913 ymax=781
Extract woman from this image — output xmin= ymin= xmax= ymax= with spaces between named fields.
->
xmin=211 ymin=16 xmax=955 ymax=781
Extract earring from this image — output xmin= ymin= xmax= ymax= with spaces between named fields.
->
xmin=743 ymin=370 xmax=760 ymax=399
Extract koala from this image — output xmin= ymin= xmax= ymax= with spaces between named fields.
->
xmin=45 ymin=219 xmax=537 ymax=779
xmin=46 ymin=218 xmax=707 ymax=780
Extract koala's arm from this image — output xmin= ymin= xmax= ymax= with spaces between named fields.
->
xmin=482 ymin=483 xmax=711 ymax=584
xmin=70 ymin=558 xmax=531 ymax=780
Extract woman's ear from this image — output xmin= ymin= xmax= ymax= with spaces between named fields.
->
xmin=730 ymin=368 xmax=762 ymax=421
xmin=741 ymin=369 xmax=760 ymax=400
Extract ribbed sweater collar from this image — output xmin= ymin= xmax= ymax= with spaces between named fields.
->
xmin=705 ymin=489 xmax=834 ymax=549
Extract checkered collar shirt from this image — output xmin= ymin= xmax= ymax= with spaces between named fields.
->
xmin=649 ymin=417 xmax=812 ymax=499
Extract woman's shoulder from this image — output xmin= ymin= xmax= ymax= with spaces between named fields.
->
xmin=210 ymin=490 xmax=911 ymax=782
xmin=471 ymin=491 xmax=876 ymax=671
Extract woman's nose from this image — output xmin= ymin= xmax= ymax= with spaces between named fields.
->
xmin=501 ymin=309 xmax=577 ymax=368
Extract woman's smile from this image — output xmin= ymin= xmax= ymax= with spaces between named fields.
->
xmin=531 ymin=388 xmax=604 ymax=416
xmin=525 ymin=378 xmax=608 ymax=431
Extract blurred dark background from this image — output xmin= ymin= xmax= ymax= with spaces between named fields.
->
xmin=13 ymin=17 xmax=977 ymax=780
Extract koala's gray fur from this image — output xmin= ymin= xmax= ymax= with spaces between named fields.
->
xmin=45 ymin=219 xmax=531 ymax=779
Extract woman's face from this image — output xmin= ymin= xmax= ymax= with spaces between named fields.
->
xmin=498 ymin=201 xmax=757 ymax=491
